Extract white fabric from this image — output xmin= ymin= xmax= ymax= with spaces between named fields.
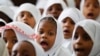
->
xmin=66 ymin=0 xmax=75 ymax=7
xmin=35 ymin=15 xmax=71 ymax=56
xmin=58 ymin=8 xmax=85 ymax=23
xmin=0 ymin=38 xmax=9 ymax=56
xmin=42 ymin=0 xmax=67 ymax=17
xmin=0 ymin=0 xmax=14 ymax=6
xmin=72 ymin=19 xmax=100 ymax=56
xmin=0 ymin=22 xmax=34 ymax=41
xmin=0 ymin=6 xmax=14 ymax=20
xmin=13 ymin=3 xmax=41 ymax=26
xmin=0 ymin=18 xmax=7 ymax=24
xmin=80 ymin=0 xmax=100 ymax=21
xmin=36 ymin=0 xmax=48 ymax=9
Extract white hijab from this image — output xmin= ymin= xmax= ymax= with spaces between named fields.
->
xmin=0 ymin=22 xmax=35 ymax=41
xmin=72 ymin=19 xmax=100 ymax=56
xmin=0 ymin=6 xmax=14 ymax=21
xmin=13 ymin=3 xmax=41 ymax=27
xmin=80 ymin=0 xmax=100 ymax=21
xmin=42 ymin=0 xmax=67 ymax=17
xmin=58 ymin=8 xmax=84 ymax=24
xmin=35 ymin=15 xmax=71 ymax=56
xmin=66 ymin=0 xmax=75 ymax=7
xmin=0 ymin=38 xmax=9 ymax=56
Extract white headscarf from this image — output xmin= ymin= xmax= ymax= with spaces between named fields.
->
xmin=35 ymin=15 xmax=71 ymax=56
xmin=0 ymin=22 xmax=35 ymax=41
xmin=72 ymin=19 xmax=100 ymax=56
xmin=0 ymin=38 xmax=9 ymax=56
xmin=13 ymin=3 xmax=41 ymax=26
xmin=80 ymin=0 xmax=100 ymax=21
xmin=42 ymin=0 xmax=67 ymax=17
xmin=58 ymin=8 xmax=84 ymax=24
xmin=0 ymin=0 xmax=14 ymax=6
xmin=0 ymin=6 xmax=14 ymax=20
xmin=66 ymin=0 xmax=75 ymax=7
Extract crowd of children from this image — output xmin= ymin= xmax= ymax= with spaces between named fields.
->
xmin=0 ymin=0 xmax=100 ymax=56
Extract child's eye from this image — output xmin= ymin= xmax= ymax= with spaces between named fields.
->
xmin=93 ymin=4 xmax=99 ymax=8
xmin=70 ymin=20 xmax=75 ymax=25
xmin=47 ymin=7 xmax=52 ymax=11
xmin=62 ymin=19 xmax=66 ymax=23
xmin=28 ymin=13 xmax=33 ymax=18
xmin=82 ymin=33 xmax=91 ymax=41
xmin=38 ymin=30 xmax=44 ymax=34
xmin=12 ymin=39 xmax=18 ymax=44
xmin=48 ymin=32 xmax=54 ymax=36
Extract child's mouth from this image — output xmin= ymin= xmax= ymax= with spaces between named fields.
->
xmin=40 ymin=41 xmax=48 ymax=49
xmin=74 ymin=48 xmax=85 ymax=55
xmin=87 ymin=13 xmax=94 ymax=19
xmin=63 ymin=29 xmax=70 ymax=34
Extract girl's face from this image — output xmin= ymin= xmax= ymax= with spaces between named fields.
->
xmin=83 ymin=0 xmax=100 ymax=20
xmin=17 ymin=11 xmax=36 ymax=28
xmin=73 ymin=27 xmax=93 ymax=56
xmin=12 ymin=41 xmax=36 ymax=56
xmin=46 ymin=4 xmax=63 ymax=19
xmin=62 ymin=17 xmax=75 ymax=39
xmin=3 ymin=29 xmax=17 ymax=56
xmin=36 ymin=20 xmax=56 ymax=51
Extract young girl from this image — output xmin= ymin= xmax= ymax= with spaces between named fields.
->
xmin=0 ymin=6 xmax=14 ymax=23
xmin=14 ymin=3 xmax=41 ymax=29
xmin=72 ymin=19 xmax=100 ymax=56
xmin=12 ymin=39 xmax=45 ymax=56
xmin=0 ymin=22 xmax=34 ymax=56
xmin=0 ymin=38 xmax=9 ymax=56
xmin=80 ymin=0 xmax=100 ymax=20
xmin=42 ymin=0 xmax=67 ymax=20
xmin=35 ymin=15 xmax=71 ymax=56
xmin=58 ymin=8 xmax=84 ymax=53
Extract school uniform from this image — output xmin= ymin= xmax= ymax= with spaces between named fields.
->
xmin=72 ymin=19 xmax=100 ymax=56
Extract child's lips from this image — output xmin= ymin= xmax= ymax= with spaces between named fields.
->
xmin=74 ymin=48 xmax=85 ymax=55
xmin=87 ymin=13 xmax=94 ymax=19
xmin=63 ymin=29 xmax=71 ymax=34
xmin=40 ymin=41 xmax=48 ymax=49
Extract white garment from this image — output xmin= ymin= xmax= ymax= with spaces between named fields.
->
xmin=66 ymin=0 xmax=75 ymax=7
xmin=35 ymin=15 xmax=71 ymax=56
xmin=0 ymin=0 xmax=14 ymax=6
xmin=72 ymin=19 xmax=100 ymax=56
xmin=0 ymin=22 xmax=35 ymax=41
xmin=42 ymin=0 xmax=67 ymax=18
xmin=0 ymin=6 xmax=14 ymax=20
xmin=0 ymin=38 xmax=9 ymax=56
xmin=13 ymin=3 xmax=41 ymax=27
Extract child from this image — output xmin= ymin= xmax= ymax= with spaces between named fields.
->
xmin=80 ymin=0 xmax=100 ymax=20
xmin=0 ymin=6 xmax=14 ymax=23
xmin=0 ymin=22 xmax=34 ymax=56
xmin=14 ymin=3 xmax=41 ymax=29
xmin=42 ymin=0 xmax=67 ymax=20
xmin=0 ymin=38 xmax=9 ymax=56
xmin=72 ymin=19 xmax=100 ymax=56
xmin=12 ymin=39 xmax=45 ymax=56
xmin=35 ymin=15 xmax=71 ymax=56
xmin=58 ymin=8 xmax=84 ymax=53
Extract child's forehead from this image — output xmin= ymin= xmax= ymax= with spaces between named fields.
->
xmin=85 ymin=0 xmax=99 ymax=4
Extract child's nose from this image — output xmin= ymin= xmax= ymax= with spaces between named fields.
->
xmin=6 ymin=42 xmax=12 ymax=53
xmin=64 ymin=22 xmax=71 ymax=27
xmin=41 ymin=33 xmax=47 ymax=39
xmin=22 ymin=15 xmax=28 ymax=20
xmin=75 ymin=36 xmax=83 ymax=45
